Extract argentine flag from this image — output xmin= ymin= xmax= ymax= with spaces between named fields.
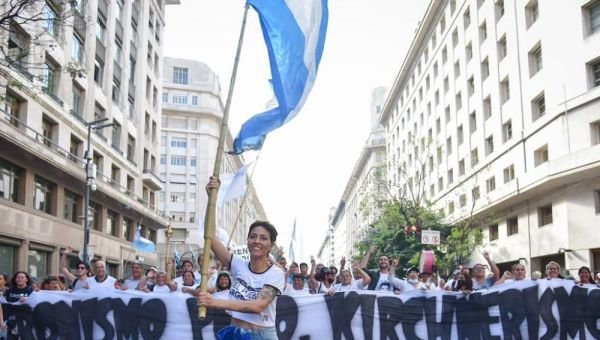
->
xmin=231 ymin=0 xmax=328 ymax=154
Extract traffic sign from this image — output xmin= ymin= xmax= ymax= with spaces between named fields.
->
xmin=421 ymin=230 xmax=440 ymax=245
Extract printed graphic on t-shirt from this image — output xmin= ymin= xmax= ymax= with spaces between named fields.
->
xmin=230 ymin=278 xmax=262 ymax=301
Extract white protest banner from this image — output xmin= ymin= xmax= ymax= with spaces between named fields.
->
xmin=2 ymin=279 xmax=600 ymax=339
xmin=230 ymin=245 xmax=250 ymax=260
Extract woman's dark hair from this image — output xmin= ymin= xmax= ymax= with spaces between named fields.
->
xmin=0 ymin=272 xmax=9 ymax=286
xmin=10 ymin=270 xmax=31 ymax=287
xmin=216 ymin=272 xmax=231 ymax=291
xmin=181 ymin=270 xmax=195 ymax=285
xmin=247 ymin=220 xmax=278 ymax=243
xmin=579 ymin=266 xmax=591 ymax=275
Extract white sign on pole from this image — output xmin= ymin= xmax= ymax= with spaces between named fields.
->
xmin=230 ymin=245 xmax=250 ymax=260
xmin=421 ymin=230 xmax=440 ymax=245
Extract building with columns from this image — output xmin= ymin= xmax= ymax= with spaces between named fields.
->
xmin=158 ymin=57 xmax=267 ymax=257
xmin=379 ymin=0 xmax=600 ymax=276
xmin=0 ymin=0 xmax=180 ymax=278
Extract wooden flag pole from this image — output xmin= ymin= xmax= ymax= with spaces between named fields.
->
xmin=199 ymin=4 xmax=250 ymax=320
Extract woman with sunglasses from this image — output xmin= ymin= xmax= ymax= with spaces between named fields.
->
xmin=61 ymin=247 xmax=90 ymax=291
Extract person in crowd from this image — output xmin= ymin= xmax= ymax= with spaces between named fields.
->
xmin=444 ymin=269 xmax=461 ymax=291
xmin=329 ymin=266 xmax=339 ymax=284
xmin=42 ymin=275 xmax=63 ymax=291
xmin=545 ymin=261 xmax=562 ymax=279
xmin=286 ymin=262 xmax=300 ymax=286
xmin=471 ymin=251 xmax=500 ymax=290
xmin=123 ymin=261 xmax=144 ymax=290
xmin=89 ymin=260 xmax=116 ymax=289
xmin=310 ymin=261 xmax=336 ymax=294
xmin=404 ymin=267 xmax=426 ymax=290
xmin=285 ymin=273 xmax=310 ymax=294
xmin=494 ymin=263 xmax=527 ymax=286
xmin=277 ymin=256 xmax=288 ymax=272
xmin=61 ymin=247 xmax=91 ymax=291
xmin=0 ymin=272 xmax=9 ymax=296
xmin=5 ymin=271 xmax=33 ymax=303
xmin=174 ymin=260 xmax=197 ymax=286
xmin=0 ymin=303 xmax=5 ymax=334
xmin=208 ymin=272 xmax=232 ymax=293
xmin=531 ymin=270 xmax=542 ymax=280
xmin=30 ymin=277 xmax=41 ymax=292
xmin=197 ymin=181 xmax=285 ymax=340
xmin=194 ymin=255 xmax=203 ymax=283
xmin=152 ymin=261 xmax=177 ymax=293
xmin=299 ymin=262 xmax=310 ymax=286
xmin=114 ymin=279 xmax=126 ymax=290
xmin=329 ymin=261 xmax=371 ymax=293
xmin=578 ymin=266 xmax=593 ymax=285
xmin=419 ymin=271 xmax=439 ymax=290
xmin=452 ymin=271 xmax=473 ymax=294
xmin=360 ymin=246 xmax=398 ymax=292
xmin=179 ymin=270 xmax=199 ymax=295
xmin=137 ymin=267 xmax=159 ymax=292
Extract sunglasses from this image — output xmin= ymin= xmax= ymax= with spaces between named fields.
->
xmin=77 ymin=266 xmax=87 ymax=270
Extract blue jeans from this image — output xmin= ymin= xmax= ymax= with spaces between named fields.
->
xmin=217 ymin=325 xmax=278 ymax=340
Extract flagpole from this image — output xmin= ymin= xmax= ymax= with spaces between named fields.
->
xmin=226 ymin=150 xmax=262 ymax=248
xmin=199 ymin=4 xmax=250 ymax=320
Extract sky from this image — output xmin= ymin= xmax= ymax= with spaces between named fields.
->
xmin=164 ymin=0 xmax=429 ymax=260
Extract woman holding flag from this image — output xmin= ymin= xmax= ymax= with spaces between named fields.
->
xmin=197 ymin=178 xmax=284 ymax=339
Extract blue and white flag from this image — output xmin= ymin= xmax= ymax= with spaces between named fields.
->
xmin=133 ymin=225 xmax=156 ymax=253
xmin=231 ymin=0 xmax=329 ymax=154
xmin=217 ymin=164 xmax=250 ymax=207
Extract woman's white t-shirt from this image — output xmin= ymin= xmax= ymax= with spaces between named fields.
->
xmin=333 ymin=279 xmax=366 ymax=292
xmin=228 ymin=255 xmax=285 ymax=328
xmin=153 ymin=284 xmax=172 ymax=293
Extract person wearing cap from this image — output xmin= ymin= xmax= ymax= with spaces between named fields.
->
xmin=137 ymin=267 xmax=159 ymax=292
xmin=124 ymin=260 xmax=144 ymax=290
xmin=60 ymin=247 xmax=91 ymax=291
xmin=89 ymin=260 xmax=116 ymax=289
xmin=471 ymin=251 xmax=500 ymax=290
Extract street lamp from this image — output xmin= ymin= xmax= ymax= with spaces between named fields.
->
xmin=82 ymin=117 xmax=114 ymax=264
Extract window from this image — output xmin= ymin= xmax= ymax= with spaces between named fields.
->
xmin=448 ymin=201 xmax=455 ymax=214
xmin=486 ymin=176 xmax=496 ymax=192
xmin=112 ymin=78 xmax=121 ymax=103
xmin=457 ymin=125 xmax=464 ymax=145
xmin=471 ymin=148 xmax=479 ymax=167
xmin=469 ymin=112 xmax=477 ymax=134
xmin=450 ymin=0 xmax=456 ymax=14
xmin=532 ymin=93 xmax=546 ymax=121
xmin=170 ymin=156 xmax=186 ymax=166
xmin=444 ymin=77 xmax=449 ymax=93
xmin=500 ymin=77 xmax=510 ymax=104
xmin=489 ymin=224 xmax=499 ymax=241
xmin=433 ymin=62 xmax=439 ymax=78
xmin=438 ymin=177 xmax=444 ymax=191
xmin=440 ymin=16 xmax=446 ymax=32
xmin=173 ymin=95 xmax=187 ymax=104
xmin=458 ymin=159 xmax=465 ymax=176
xmin=160 ymin=154 xmax=166 ymax=165
xmin=479 ymin=21 xmax=487 ymax=42
xmin=595 ymin=190 xmax=600 ymax=214
xmin=122 ymin=217 xmax=133 ymax=241
xmin=173 ymin=67 xmax=188 ymax=84
xmin=503 ymin=164 xmax=515 ymax=183
xmin=472 ymin=186 xmax=480 ymax=200
xmin=452 ymin=29 xmax=459 ymax=48
xmin=72 ymin=34 xmax=83 ymax=64
xmin=529 ymin=44 xmax=543 ymax=76
xmin=28 ymin=247 xmax=50 ymax=279
xmin=127 ymin=135 xmax=136 ymax=163
xmin=534 ymin=144 xmax=549 ymax=166
xmin=34 ymin=175 xmax=54 ymax=214
xmin=171 ymin=138 xmax=187 ymax=148
xmin=190 ymin=157 xmax=197 ymax=167
xmin=447 ymin=169 xmax=454 ymax=184
xmin=466 ymin=43 xmax=473 ymax=62
xmin=591 ymin=120 xmax=600 ymax=145
xmin=459 ymin=194 xmax=467 ymax=207
xmin=42 ymin=59 xmax=58 ymax=95
xmin=63 ymin=189 xmax=80 ymax=223
xmin=112 ymin=120 xmax=121 ymax=150
xmin=72 ymin=83 xmax=84 ymax=117
xmin=114 ymin=40 xmax=122 ymax=66
xmin=507 ymin=217 xmax=518 ymax=235
xmin=455 ymin=92 xmax=462 ymax=110
xmin=526 ymin=0 xmax=539 ymax=28
xmin=107 ymin=210 xmax=118 ymax=237
xmin=495 ymin=0 xmax=505 ymax=20
xmin=481 ymin=57 xmax=490 ymax=79
xmin=435 ymin=90 xmax=440 ymax=106
xmin=41 ymin=115 xmax=57 ymax=147
xmin=538 ymin=205 xmax=553 ymax=226
xmin=0 ymin=158 xmax=23 ymax=203
xmin=437 ymin=146 xmax=443 ymax=164
xmin=497 ymin=35 xmax=507 ymax=60
xmin=446 ymin=137 xmax=452 ymax=155
xmin=436 ymin=118 xmax=441 ymax=134
xmin=0 ymin=244 xmax=16 ymax=275
xmin=587 ymin=1 xmax=600 ymax=35
xmin=442 ymin=47 xmax=448 ymax=64
xmin=485 ymin=135 xmax=494 ymax=155
xmin=464 ymin=8 xmax=471 ymax=28
xmin=43 ymin=3 xmax=59 ymax=37
xmin=445 ymin=106 xmax=451 ymax=123
xmin=502 ymin=120 xmax=513 ymax=142
xmin=432 ymin=31 xmax=437 ymax=47
xmin=483 ymin=96 xmax=492 ymax=120
xmin=590 ymin=59 xmax=600 ymax=88
xmin=192 ymin=95 xmax=198 ymax=105
xmin=454 ymin=61 xmax=460 ymax=78
xmin=96 ymin=17 xmax=106 ymax=43
xmin=94 ymin=58 xmax=104 ymax=85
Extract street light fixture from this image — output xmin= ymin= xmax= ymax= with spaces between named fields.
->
xmin=82 ymin=117 xmax=113 ymax=264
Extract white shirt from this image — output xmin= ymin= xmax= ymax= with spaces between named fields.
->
xmin=124 ymin=278 xmax=140 ymax=290
xmin=284 ymin=286 xmax=310 ymax=294
xmin=333 ymin=279 xmax=366 ymax=292
xmin=375 ymin=273 xmax=394 ymax=292
xmin=88 ymin=275 xmax=116 ymax=289
xmin=228 ymin=255 xmax=285 ymax=328
xmin=153 ymin=284 xmax=172 ymax=293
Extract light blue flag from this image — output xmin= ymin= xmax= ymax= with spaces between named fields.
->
xmin=133 ymin=225 xmax=156 ymax=253
xmin=217 ymin=164 xmax=250 ymax=207
xmin=231 ymin=0 xmax=328 ymax=154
